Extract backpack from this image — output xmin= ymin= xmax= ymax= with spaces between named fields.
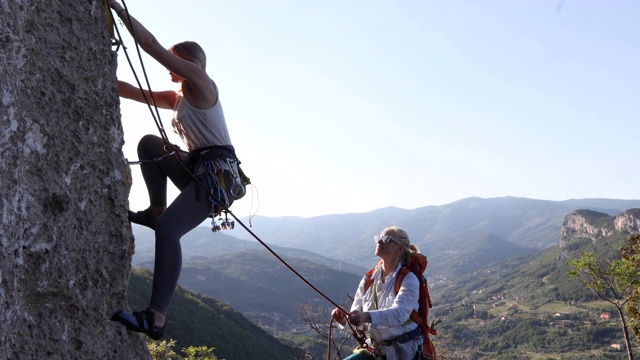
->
xmin=364 ymin=253 xmax=437 ymax=360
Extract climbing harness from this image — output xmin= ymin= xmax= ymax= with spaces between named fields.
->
xmin=183 ymin=145 xmax=249 ymax=231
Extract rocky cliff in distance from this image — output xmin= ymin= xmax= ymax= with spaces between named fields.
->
xmin=559 ymin=208 xmax=640 ymax=249
xmin=0 ymin=1 xmax=148 ymax=359
xmin=614 ymin=208 xmax=640 ymax=234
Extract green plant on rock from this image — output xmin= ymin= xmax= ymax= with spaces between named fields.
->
xmin=147 ymin=339 xmax=178 ymax=360
xmin=182 ymin=345 xmax=219 ymax=360
xmin=146 ymin=339 xmax=220 ymax=360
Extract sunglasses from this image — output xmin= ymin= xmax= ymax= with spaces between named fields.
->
xmin=374 ymin=235 xmax=400 ymax=245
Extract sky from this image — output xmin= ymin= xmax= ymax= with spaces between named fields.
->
xmin=113 ymin=0 xmax=640 ymax=219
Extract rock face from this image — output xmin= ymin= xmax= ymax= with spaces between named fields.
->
xmin=614 ymin=208 xmax=640 ymax=234
xmin=1 ymin=1 xmax=148 ymax=359
xmin=559 ymin=209 xmax=640 ymax=249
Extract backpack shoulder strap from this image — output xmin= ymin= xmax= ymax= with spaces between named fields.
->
xmin=395 ymin=266 xmax=423 ymax=326
xmin=394 ymin=266 xmax=411 ymax=295
xmin=364 ymin=260 xmax=384 ymax=293
xmin=363 ymin=268 xmax=376 ymax=293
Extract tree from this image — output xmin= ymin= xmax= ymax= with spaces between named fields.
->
xmin=182 ymin=345 xmax=219 ymax=360
xmin=298 ymin=302 xmax=356 ymax=360
xmin=621 ymin=235 xmax=640 ymax=345
xmin=567 ymin=235 xmax=640 ymax=360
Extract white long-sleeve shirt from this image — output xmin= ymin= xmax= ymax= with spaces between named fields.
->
xmin=350 ymin=263 xmax=422 ymax=360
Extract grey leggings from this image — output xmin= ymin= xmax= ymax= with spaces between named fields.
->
xmin=136 ymin=134 xmax=213 ymax=315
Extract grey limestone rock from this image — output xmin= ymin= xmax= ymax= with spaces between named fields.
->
xmin=1 ymin=1 xmax=149 ymax=358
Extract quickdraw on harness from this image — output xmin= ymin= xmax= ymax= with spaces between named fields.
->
xmin=204 ymin=157 xmax=242 ymax=232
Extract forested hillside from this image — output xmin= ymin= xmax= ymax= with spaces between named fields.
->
xmin=126 ymin=269 xmax=298 ymax=359
xmin=430 ymin=214 xmax=639 ymax=359
xmin=138 ymin=249 xmax=361 ymax=329
xmin=130 ymin=200 xmax=640 ymax=359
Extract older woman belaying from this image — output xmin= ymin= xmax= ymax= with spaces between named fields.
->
xmin=332 ymin=226 xmax=424 ymax=360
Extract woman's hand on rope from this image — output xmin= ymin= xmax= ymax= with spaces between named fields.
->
xmin=106 ymin=0 xmax=122 ymax=11
xmin=106 ymin=0 xmax=130 ymax=21
xmin=331 ymin=306 xmax=348 ymax=326
xmin=347 ymin=310 xmax=371 ymax=327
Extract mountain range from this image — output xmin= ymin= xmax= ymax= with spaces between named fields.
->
xmin=129 ymin=196 xmax=640 ymax=358
xmin=133 ymin=196 xmax=640 ymax=280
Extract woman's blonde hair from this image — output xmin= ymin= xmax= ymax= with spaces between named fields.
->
xmin=382 ymin=226 xmax=420 ymax=266
xmin=170 ymin=41 xmax=207 ymax=70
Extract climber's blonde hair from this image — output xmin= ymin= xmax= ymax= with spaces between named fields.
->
xmin=170 ymin=41 xmax=207 ymax=70
xmin=381 ymin=226 xmax=420 ymax=266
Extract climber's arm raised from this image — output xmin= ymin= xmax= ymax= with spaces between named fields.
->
xmin=107 ymin=0 xmax=213 ymax=105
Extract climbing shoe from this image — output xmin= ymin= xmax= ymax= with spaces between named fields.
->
xmin=128 ymin=208 xmax=156 ymax=230
xmin=111 ymin=308 xmax=166 ymax=340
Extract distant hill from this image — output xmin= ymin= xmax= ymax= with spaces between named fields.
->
xmin=136 ymin=249 xmax=361 ymax=328
xmin=132 ymin=197 xmax=640 ymax=302
xmin=429 ymin=209 xmax=640 ymax=358
xmin=233 ymin=197 xmax=640 ymax=246
xmin=128 ymin=200 xmax=640 ymax=358
xmin=427 ymin=230 xmax=530 ymax=278
xmin=126 ymin=269 xmax=298 ymax=359
xmin=132 ymin=225 xmax=367 ymax=276
xmin=213 ymin=197 xmax=640 ymax=276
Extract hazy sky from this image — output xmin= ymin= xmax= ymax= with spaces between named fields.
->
xmin=113 ymin=0 xmax=640 ymax=218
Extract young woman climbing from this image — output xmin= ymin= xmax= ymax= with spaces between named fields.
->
xmin=107 ymin=0 xmax=244 ymax=340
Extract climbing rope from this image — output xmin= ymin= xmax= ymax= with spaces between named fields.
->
xmin=125 ymin=150 xmax=177 ymax=165
xmin=106 ymin=3 xmax=364 ymax=351
xmin=326 ymin=317 xmax=378 ymax=360
xmin=106 ymin=0 xmax=173 ymax=147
